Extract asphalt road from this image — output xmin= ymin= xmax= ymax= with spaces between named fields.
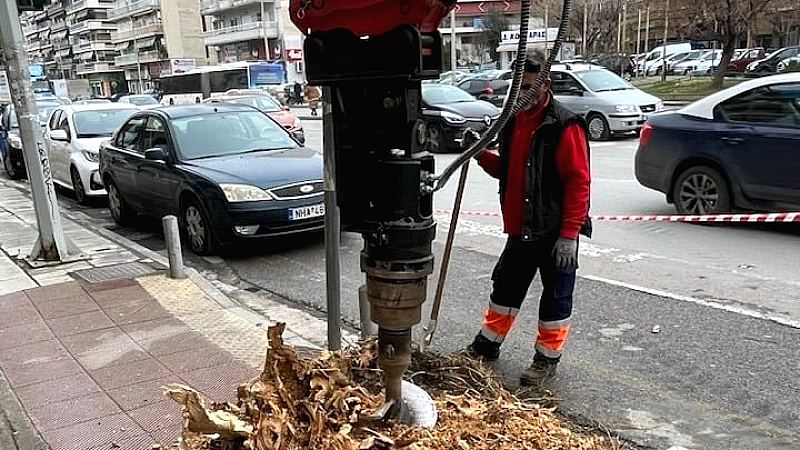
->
xmin=18 ymin=113 xmax=800 ymax=450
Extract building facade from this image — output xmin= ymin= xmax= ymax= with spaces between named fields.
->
xmin=200 ymin=0 xmax=303 ymax=84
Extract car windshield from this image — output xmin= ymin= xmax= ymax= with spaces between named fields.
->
xmin=8 ymin=101 xmax=61 ymax=128
xmin=422 ymin=84 xmax=476 ymax=104
xmin=171 ymin=110 xmax=298 ymax=160
xmin=125 ymin=96 xmax=159 ymax=106
xmin=573 ymin=69 xmax=632 ymax=92
xmin=224 ymin=96 xmax=282 ymax=112
xmin=73 ymin=109 xmax=136 ymax=137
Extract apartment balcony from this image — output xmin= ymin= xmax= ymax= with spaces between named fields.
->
xmin=51 ymin=21 xmax=68 ymax=32
xmin=108 ymin=0 xmax=159 ymax=20
xmin=114 ymin=50 xmax=163 ymax=66
xmin=28 ymin=41 xmax=42 ymax=52
xmin=69 ymin=20 xmax=116 ymax=34
xmin=67 ymin=0 xmax=115 ymax=14
xmin=200 ymin=0 xmax=272 ymax=16
xmin=23 ymin=25 xmax=38 ymax=37
xmin=112 ymin=23 xmax=163 ymax=42
xmin=47 ymin=1 xmax=66 ymax=16
xmin=37 ymin=20 xmax=51 ymax=30
xmin=76 ymin=61 xmax=119 ymax=74
xmin=54 ymin=41 xmax=72 ymax=51
xmin=74 ymin=41 xmax=116 ymax=53
xmin=202 ymin=21 xmax=278 ymax=47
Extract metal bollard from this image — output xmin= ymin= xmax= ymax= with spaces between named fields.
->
xmin=162 ymin=215 xmax=186 ymax=279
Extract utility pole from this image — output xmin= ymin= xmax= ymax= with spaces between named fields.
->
xmin=582 ymin=3 xmax=588 ymax=57
xmin=661 ymin=0 xmax=669 ymax=82
xmin=622 ymin=3 xmax=627 ymax=54
xmin=616 ymin=11 xmax=622 ymax=53
xmin=636 ymin=9 xmax=642 ymax=75
xmin=125 ymin=0 xmax=143 ymax=93
xmin=450 ymin=8 xmax=456 ymax=71
xmin=261 ymin=0 xmax=269 ymax=60
xmin=0 ymin=0 xmax=79 ymax=263
xmin=544 ymin=5 xmax=549 ymax=55
xmin=645 ymin=7 xmax=650 ymax=53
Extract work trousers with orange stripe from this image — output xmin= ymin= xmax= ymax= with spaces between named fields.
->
xmin=479 ymin=236 xmax=576 ymax=361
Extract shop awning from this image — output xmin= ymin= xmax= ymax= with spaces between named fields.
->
xmin=115 ymin=41 xmax=132 ymax=51
xmin=496 ymin=43 xmax=520 ymax=53
xmin=51 ymin=30 xmax=68 ymax=41
xmin=56 ymin=49 xmax=71 ymax=58
xmin=80 ymin=52 xmax=93 ymax=60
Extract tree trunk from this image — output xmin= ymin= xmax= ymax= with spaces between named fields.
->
xmin=712 ymin=34 xmax=738 ymax=88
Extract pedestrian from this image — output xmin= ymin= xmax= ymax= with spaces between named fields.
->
xmin=303 ymin=83 xmax=321 ymax=116
xmin=466 ymin=52 xmax=592 ymax=387
xmin=293 ymin=82 xmax=303 ymax=105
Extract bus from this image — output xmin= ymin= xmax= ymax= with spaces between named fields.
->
xmin=160 ymin=61 xmax=286 ymax=105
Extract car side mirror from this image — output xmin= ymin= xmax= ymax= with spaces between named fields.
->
xmin=144 ymin=148 xmax=168 ymax=161
xmin=50 ymin=129 xmax=70 ymax=142
xmin=292 ymin=131 xmax=305 ymax=145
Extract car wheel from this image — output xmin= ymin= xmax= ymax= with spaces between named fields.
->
xmin=71 ymin=167 xmax=87 ymax=205
xmin=586 ymin=113 xmax=610 ymax=141
xmin=106 ymin=179 xmax=135 ymax=225
xmin=427 ymin=124 xmax=446 ymax=153
xmin=182 ymin=197 xmax=215 ymax=255
xmin=672 ymin=166 xmax=731 ymax=215
xmin=3 ymin=153 xmax=23 ymax=180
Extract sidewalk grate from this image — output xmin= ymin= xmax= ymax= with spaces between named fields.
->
xmin=72 ymin=262 xmax=161 ymax=284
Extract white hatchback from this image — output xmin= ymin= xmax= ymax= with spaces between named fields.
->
xmin=45 ymin=104 xmax=138 ymax=204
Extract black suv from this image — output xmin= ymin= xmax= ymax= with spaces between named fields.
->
xmin=746 ymin=46 xmax=800 ymax=75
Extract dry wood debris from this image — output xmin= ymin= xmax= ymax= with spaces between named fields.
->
xmin=164 ymin=323 xmax=633 ymax=450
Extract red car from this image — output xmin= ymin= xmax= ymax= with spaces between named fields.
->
xmin=727 ymin=47 xmax=765 ymax=72
xmin=202 ymin=92 xmax=305 ymax=144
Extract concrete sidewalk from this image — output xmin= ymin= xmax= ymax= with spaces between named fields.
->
xmin=0 ymin=177 xmax=349 ymax=449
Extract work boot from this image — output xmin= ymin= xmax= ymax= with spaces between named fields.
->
xmin=519 ymin=356 xmax=558 ymax=387
xmin=465 ymin=333 xmax=501 ymax=361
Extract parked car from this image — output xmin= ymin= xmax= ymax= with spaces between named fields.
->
xmin=549 ymin=63 xmax=664 ymax=140
xmin=201 ymin=91 xmax=305 ymax=144
xmin=777 ymin=56 xmax=800 ymax=73
xmin=665 ymin=50 xmax=705 ymax=74
xmin=420 ymin=83 xmax=500 ymax=153
xmin=635 ymin=73 xmax=800 ymax=214
xmin=690 ymin=49 xmax=723 ymax=76
xmin=73 ymin=99 xmax=113 ymax=105
xmin=0 ymin=99 xmax=63 ymax=179
xmin=118 ymin=94 xmax=161 ymax=108
xmin=637 ymin=42 xmax=694 ymax=74
xmin=672 ymin=49 xmax=720 ymax=75
xmin=99 ymin=104 xmax=324 ymax=255
xmin=746 ymin=46 xmax=800 ymax=75
xmin=44 ymin=104 xmax=138 ymax=204
xmin=455 ymin=78 xmax=509 ymax=107
xmin=727 ymin=47 xmax=765 ymax=73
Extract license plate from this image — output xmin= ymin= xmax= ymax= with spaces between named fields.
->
xmin=288 ymin=203 xmax=325 ymax=220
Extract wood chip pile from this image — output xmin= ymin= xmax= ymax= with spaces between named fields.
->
xmin=163 ymin=323 xmax=632 ymax=450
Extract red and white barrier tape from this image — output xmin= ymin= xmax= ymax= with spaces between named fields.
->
xmin=435 ymin=210 xmax=800 ymax=223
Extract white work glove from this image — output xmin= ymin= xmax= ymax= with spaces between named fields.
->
xmin=552 ymin=237 xmax=578 ymax=270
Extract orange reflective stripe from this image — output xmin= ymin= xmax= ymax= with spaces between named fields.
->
xmin=482 ymin=307 xmax=516 ymax=337
xmin=536 ymin=324 xmax=571 ymax=352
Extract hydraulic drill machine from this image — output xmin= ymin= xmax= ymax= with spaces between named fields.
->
xmin=290 ymin=0 xmax=456 ymax=422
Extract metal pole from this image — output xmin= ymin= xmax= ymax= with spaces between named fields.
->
xmin=322 ymin=86 xmax=341 ymax=351
xmin=261 ymin=0 xmax=268 ymax=60
xmin=636 ymin=9 xmax=642 ymax=77
xmin=162 ymin=215 xmax=186 ymax=279
xmin=450 ymin=8 xmax=456 ymax=71
xmin=544 ymin=5 xmax=549 ymax=55
xmin=661 ymin=0 xmax=669 ymax=82
xmin=645 ymin=7 xmax=650 ymax=53
xmin=582 ymin=3 xmax=588 ymax=57
xmin=0 ymin=1 xmax=78 ymax=263
xmin=622 ymin=4 xmax=627 ymax=54
xmin=617 ymin=11 xmax=622 ymax=53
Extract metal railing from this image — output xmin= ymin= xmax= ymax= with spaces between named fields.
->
xmin=113 ymin=22 xmax=162 ymax=42
xmin=202 ymin=20 xmax=277 ymax=38
xmin=108 ymin=0 xmax=159 ymax=20
xmin=114 ymin=49 xmax=162 ymax=65
xmin=200 ymin=0 xmax=271 ymax=15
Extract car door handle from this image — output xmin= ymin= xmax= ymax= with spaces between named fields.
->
xmin=720 ymin=136 xmax=744 ymax=144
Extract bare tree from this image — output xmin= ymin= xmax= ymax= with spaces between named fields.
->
xmin=768 ymin=0 xmax=800 ymax=48
xmin=675 ymin=0 xmax=776 ymax=87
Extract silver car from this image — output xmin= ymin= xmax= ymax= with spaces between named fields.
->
xmin=549 ymin=63 xmax=664 ymax=140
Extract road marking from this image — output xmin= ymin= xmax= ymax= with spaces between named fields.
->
xmin=581 ymin=274 xmax=800 ymax=329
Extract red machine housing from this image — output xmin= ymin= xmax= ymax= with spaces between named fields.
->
xmin=290 ymin=0 xmax=456 ymax=36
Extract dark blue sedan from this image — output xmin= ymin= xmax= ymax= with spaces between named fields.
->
xmin=99 ymin=104 xmax=324 ymax=255
xmin=635 ymin=74 xmax=800 ymax=214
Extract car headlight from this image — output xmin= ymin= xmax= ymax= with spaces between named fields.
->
xmin=82 ymin=150 xmax=99 ymax=162
xmin=615 ymin=104 xmax=638 ymax=113
xmin=8 ymin=135 xmax=21 ymax=149
xmin=441 ymin=111 xmax=466 ymax=124
xmin=656 ymin=101 xmax=665 ymax=111
xmin=747 ymin=61 xmax=758 ymax=71
xmin=219 ymin=183 xmax=273 ymax=202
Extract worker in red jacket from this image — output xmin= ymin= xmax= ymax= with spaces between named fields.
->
xmin=466 ymin=53 xmax=592 ymax=387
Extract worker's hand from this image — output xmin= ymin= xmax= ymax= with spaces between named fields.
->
xmin=552 ymin=237 xmax=578 ymax=270
xmin=461 ymin=128 xmax=481 ymax=151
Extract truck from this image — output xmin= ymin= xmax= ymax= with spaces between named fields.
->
xmin=50 ymin=78 xmax=91 ymax=101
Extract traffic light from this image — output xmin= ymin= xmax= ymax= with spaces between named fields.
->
xmin=16 ymin=0 xmax=47 ymax=12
